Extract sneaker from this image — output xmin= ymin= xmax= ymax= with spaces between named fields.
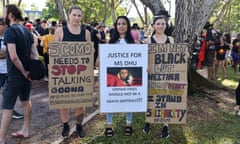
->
xmin=160 ymin=126 xmax=170 ymax=138
xmin=44 ymin=76 xmax=48 ymax=82
xmin=237 ymin=110 xmax=240 ymax=116
xmin=62 ymin=123 xmax=70 ymax=138
xmin=143 ymin=123 xmax=151 ymax=133
xmin=76 ymin=124 xmax=85 ymax=138
xmin=12 ymin=110 xmax=24 ymax=119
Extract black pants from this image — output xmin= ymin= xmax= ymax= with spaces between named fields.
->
xmin=43 ymin=53 xmax=49 ymax=77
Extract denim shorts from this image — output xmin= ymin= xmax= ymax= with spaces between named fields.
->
xmin=2 ymin=77 xmax=31 ymax=109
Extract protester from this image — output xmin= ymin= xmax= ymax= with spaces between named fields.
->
xmin=232 ymin=33 xmax=240 ymax=73
xmin=91 ymin=22 xmax=101 ymax=68
xmin=103 ymin=16 xmax=135 ymax=137
xmin=0 ymin=18 xmax=24 ymax=120
xmin=204 ymin=22 xmax=219 ymax=80
xmin=131 ymin=23 xmax=140 ymax=43
xmin=143 ymin=16 xmax=174 ymax=138
xmin=214 ymin=33 xmax=230 ymax=78
xmin=41 ymin=26 xmax=55 ymax=81
xmin=0 ymin=4 xmax=38 ymax=143
xmin=54 ymin=5 xmax=91 ymax=139
xmin=99 ymin=23 xmax=107 ymax=43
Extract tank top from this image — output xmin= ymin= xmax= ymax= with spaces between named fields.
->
xmin=62 ymin=26 xmax=86 ymax=41
xmin=151 ymin=36 xmax=170 ymax=44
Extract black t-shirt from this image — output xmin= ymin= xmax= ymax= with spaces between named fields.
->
xmin=100 ymin=31 xmax=106 ymax=43
xmin=215 ymin=44 xmax=229 ymax=60
xmin=91 ymin=29 xmax=99 ymax=48
xmin=4 ymin=24 xmax=34 ymax=76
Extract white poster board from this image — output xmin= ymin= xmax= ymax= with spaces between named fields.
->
xmin=99 ymin=44 xmax=148 ymax=113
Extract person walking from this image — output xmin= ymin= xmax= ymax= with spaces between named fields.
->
xmin=54 ymin=5 xmax=91 ymax=139
xmin=0 ymin=18 xmax=24 ymax=120
xmin=0 ymin=4 xmax=38 ymax=143
xmin=142 ymin=16 xmax=174 ymax=138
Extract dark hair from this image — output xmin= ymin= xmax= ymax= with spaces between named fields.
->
xmin=132 ymin=23 xmax=139 ymax=29
xmin=92 ymin=22 xmax=98 ymax=27
xmin=6 ymin=4 xmax=23 ymax=21
xmin=68 ymin=6 xmax=82 ymax=14
xmin=156 ymin=10 xmax=170 ymax=18
xmin=49 ymin=27 xmax=55 ymax=35
xmin=224 ymin=33 xmax=231 ymax=44
xmin=151 ymin=16 xmax=167 ymax=36
xmin=152 ymin=16 xmax=167 ymax=25
xmin=109 ymin=16 xmax=134 ymax=44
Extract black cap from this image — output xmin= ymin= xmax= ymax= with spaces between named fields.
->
xmin=155 ymin=10 xmax=171 ymax=17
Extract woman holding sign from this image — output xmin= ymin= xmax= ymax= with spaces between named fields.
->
xmin=104 ymin=16 xmax=135 ymax=137
xmin=54 ymin=6 xmax=91 ymax=139
xmin=143 ymin=16 xmax=174 ymax=138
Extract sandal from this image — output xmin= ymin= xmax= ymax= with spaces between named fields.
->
xmin=104 ymin=127 xmax=113 ymax=137
xmin=124 ymin=126 xmax=132 ymax=136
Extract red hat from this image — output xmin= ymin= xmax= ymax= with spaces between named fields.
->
xmin=25 ymin=23 xmax=33 ymax=29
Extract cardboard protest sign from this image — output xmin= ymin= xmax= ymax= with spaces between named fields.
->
xmin=99 ymin=44 xmax=148 ymax=113
xmin=48 ymin=42 xmax=94 ymax=109
xmin=146 ymin=44 xmax=189 ymax=124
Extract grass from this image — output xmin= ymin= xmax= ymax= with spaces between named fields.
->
xmin=77 ymin=65 xmax=240 ymax=144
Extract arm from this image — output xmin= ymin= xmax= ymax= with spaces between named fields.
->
xmin=31 ymin=44 xmax=39 ymax=60
xmin=169 ymin=36 xmax=174 ymax=44
xmin=7 ymin=43 xmax=30 ymax=80
xmin=85 ymin=29 xmax=91 ymax=42
xmin=54 ymin=27 xmax=63 ymax=42
xmin=143 ymin=37 xmax=151 ymax=44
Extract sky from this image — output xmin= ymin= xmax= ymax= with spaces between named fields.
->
xmin=22 ymin=0 xmax=47 ymax=10
xmin=21 ymin=0 xmax=175 ymax=18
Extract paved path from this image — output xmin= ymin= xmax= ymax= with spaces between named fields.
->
xmin=0 ymin=70 xmax=99 ymax=144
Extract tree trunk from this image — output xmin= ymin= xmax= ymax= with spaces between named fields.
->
xmin=174 ymin=0 xmax=196 ymax=44
xmin=55 ymin=0 xmax=68 ymax=22
xmin=193 ymin=0 xmax=221 ymax=38
xmin=110 ymin=0 xmax=116 ymax=22
xmin=142 ymin=0 xmax=222 ymax=90
xmin=139 ymin=0 xmax=166 ymax=15
xmin=17 ymin=0 xmax=22 ymax=6
xmin=103 ymin=0 xmax=109 ymax=24
xmin=131 ymin=0 xmax=145 ymax=25
xmin=144 ymin=5 xmax=148 ymax=25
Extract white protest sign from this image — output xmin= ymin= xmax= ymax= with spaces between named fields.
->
xmin=99 ymin=44 xmax=148 ymax=113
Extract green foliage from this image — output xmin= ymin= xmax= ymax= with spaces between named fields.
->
xmin=41 ymin=0 xmax=60 ymax=20
xmin=211 ymin=0 xmax=240 ymax=33
xmin=42 ymin=0 xmax=127 ymax=25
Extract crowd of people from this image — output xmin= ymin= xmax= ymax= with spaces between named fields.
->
xmin=193 ymin=21 xmax=240 ymax=80
xmin=0 ymin=3 xmax=238 ymax=143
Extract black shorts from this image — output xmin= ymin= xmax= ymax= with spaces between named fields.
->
xmin=2 ymin=77 xmax=31 ymax=109
xmin=204 ymin=49 xmax=215 ymax=66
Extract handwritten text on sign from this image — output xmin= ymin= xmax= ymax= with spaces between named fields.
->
xmin=48 ymin=42 xmax=94 ymax=109
xmin=147 ymin=44 xmax=188 ymax=124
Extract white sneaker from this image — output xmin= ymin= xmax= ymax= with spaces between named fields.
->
xmin=44 ymin=76 xmax=48 ymax=82
xmin=237 ymin=110 xmax=240 ymax=116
